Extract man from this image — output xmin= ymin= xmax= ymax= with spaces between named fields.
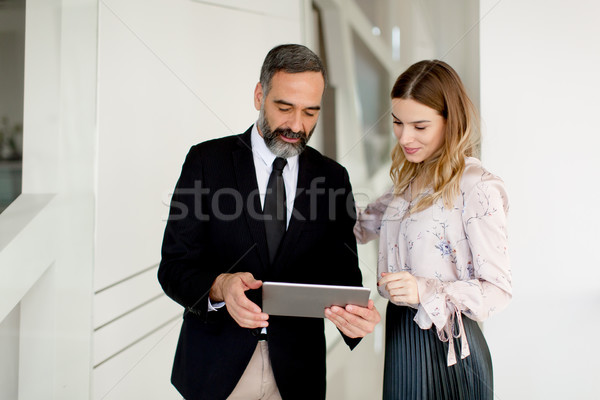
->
xmin=158 ymin=44 xmax=380 ymax=400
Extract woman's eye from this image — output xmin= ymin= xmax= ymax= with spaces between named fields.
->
xmin=279 ymin=108 xmax=290 ymax=112
xmin=415 ymin=126 xmax=426 ymax=130
xmin=393 ymin=121 xmax=402 ymax=125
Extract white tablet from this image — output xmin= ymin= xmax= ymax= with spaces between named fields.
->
xmin=262 ymin=281 xmax=370 ymax=319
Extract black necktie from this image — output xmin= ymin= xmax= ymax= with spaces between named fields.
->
xmin=264 ymin=157 xmax=287 ymax=263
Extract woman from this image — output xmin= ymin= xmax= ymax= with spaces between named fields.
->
xmin=355 ymin=60 xmax=511 ymax=399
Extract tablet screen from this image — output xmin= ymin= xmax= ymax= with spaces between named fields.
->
xmin=262 ymin=281 xmax=370 ymax=318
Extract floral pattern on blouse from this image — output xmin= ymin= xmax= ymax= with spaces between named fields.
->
xmin=354 ymin=157 xmax=512 ymax=366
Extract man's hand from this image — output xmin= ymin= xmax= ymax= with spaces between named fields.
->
xmin=209 ymin=272 xmax=269 ymax=329
xmin=324 ymin=299 xmax=381 ymax=339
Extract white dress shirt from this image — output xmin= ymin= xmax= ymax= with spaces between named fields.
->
xmin=250 ymin=124 xmax=298 ymax=227
xmin=208 ymin=123 xmax=300 ymax=312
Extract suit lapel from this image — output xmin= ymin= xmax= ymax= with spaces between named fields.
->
xmin=232 ymin=130 xmax=270 ymax=271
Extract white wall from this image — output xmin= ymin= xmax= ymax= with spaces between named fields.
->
xmin=0 ymin=304 xmax=19 ymax=399
xmin=0 ymin=0 xmax=98 ymax=399
xmin=480 ymin=0 xmax=600 ymax=398
xmin=391 ymin=0 xmax=480 ymax=107
xmin=94 ymin=0 xmax=304 ymax=290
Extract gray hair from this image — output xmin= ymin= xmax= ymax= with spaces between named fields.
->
xmin=259 ymin=44 xmax=327 ymax=97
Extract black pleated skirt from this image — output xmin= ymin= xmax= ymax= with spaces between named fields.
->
xmin=383 ymin=302 xmax=493 ymax=400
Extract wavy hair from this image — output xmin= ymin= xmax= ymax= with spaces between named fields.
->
xmin=390 ymin=60 xmax=480 ymax=212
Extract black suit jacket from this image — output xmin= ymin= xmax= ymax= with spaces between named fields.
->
xmin=158 ymin=127 xmax=363 ymax=400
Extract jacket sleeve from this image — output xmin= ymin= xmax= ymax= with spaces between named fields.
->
xmin=336 ymin=168 xmax=367 ymax=350
xmin=158 ymin=146 xmax=220 ymax=320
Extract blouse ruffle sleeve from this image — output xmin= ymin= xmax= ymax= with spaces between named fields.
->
xmin=413 ymin=172 xmax=512 ymax=366
xmin=354 ymin=189 xmax=394 ymax=244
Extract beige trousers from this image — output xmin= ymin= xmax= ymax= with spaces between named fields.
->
xmin=226 ymin=341 xmax=282 ymax=400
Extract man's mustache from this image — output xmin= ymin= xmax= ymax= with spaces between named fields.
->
xmin=273 ymin=128 xmax=306 ymax=140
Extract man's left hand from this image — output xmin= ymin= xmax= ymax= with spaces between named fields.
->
xmin=325 ymin=299 xmax=381 ymax=339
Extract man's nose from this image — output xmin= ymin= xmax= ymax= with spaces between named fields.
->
xmin=287 ymin=111 xmax=303 ymax=133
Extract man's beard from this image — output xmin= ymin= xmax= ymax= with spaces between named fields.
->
xmin=258 ymin=107 xmax=315 ymax=158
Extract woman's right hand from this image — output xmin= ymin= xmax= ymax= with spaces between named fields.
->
xmin=378 ymin=271 xmax=420 ymax=305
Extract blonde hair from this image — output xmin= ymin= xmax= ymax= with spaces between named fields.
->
xmin=390 ymin=60 xmax=480 ymax=212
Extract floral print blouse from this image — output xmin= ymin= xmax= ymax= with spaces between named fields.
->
xmin=354 ymin=157 xmax=512 ymax=366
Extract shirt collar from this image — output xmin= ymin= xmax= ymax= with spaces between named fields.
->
xmin=251 ymin=123 xmax=299 ymax=171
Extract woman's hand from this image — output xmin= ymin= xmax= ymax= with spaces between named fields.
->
xmin=378 ymin=271 xmax=420 ymax=305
